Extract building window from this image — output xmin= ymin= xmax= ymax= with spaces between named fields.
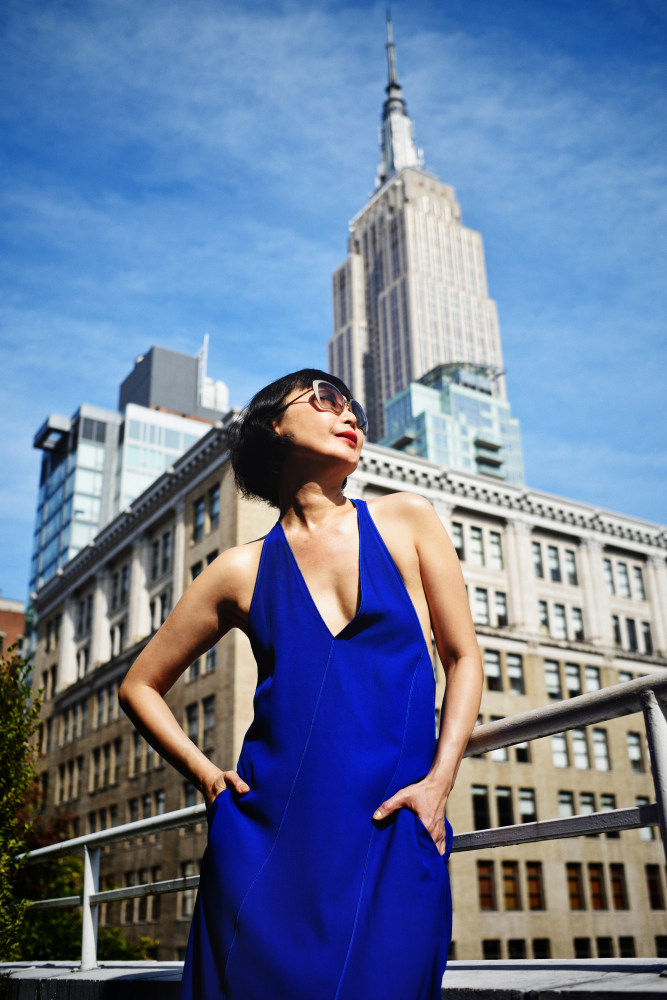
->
xmin=592 ymin=729 xmax=610 ymax=771
xmin=186 ymin=704 xmax=199 ymax=744
xmin=571 ymin=608 xmax=584 ymax=641
xmin=579 ymin=791 xmax=596 ymax=836
xmin=495 ymin=591 xmax=508 ymax=627
xmin=202 ymin=695 xmax=215 ymax=745
xmin=567 ymin=863 xmax=585 ymax=910
xmin=564 ymin=550 xmax=578 ymax=586
xmin=588 ymin=864 xmax=607 ymax=910
xmin=515 ymin=740 xmax=530 ymax=764
xmin=120 ymin=565 xmax=130 ymax=605
xmin=518 ymin=788 xmax=537 ymax=824
xmin=626 ymin=618 xmax=638 ymax=652
xmin=151 ymin=540 xmax=160 ymax=580
xmin=142 ymin=793 xmax=152 ymax=819
xmin=627 ymin=732 xmax=644 ymax=772
xmin=469 ymin=527 xmax=484 ymax=566
xmin=472 ymin=785 xmax=491 ymax=830
xmin=632 ymin=565 xmax=646 ymax=600
xmin=507 ymin=654 xmax=525 ymax=695
xmin=617 ymin=562 xmax=631 ymax=598
xmin=600 ymin=794 xmax=619 ymax=839
xmin=483 ymin=650 xmax=502 ymax=691
xmin=544 ymin=660 xmax=562 ymax=700
xmin=477 ymin=861 xmax=497 ymax=911
xmin=450 ymin=522 xmax=464 ymax=561
xmin=502 ymin=862 xmax=521 ymax=910
xmin=547 ymin=546 xmax=561 ymax=583
xmin=572 ymin=729 xmax=590 ymax=769
xmin=496 ymin=787 xmax=514 ymax=827
xmin=553 ymin=604 xmax=567 ymax=640
xmin=205 ymin=645 xmax=217 ymax=673
xmin=618 ymin=937 xmax=635 ymax=958
xmin=597 ymin=937 xmax=614 ymax=958
xmin=489 ymin=717 xmax=509 ymax=762
xmin=489 ymin=531 xmax=503 ymax=570
xmin=532 ymin=541 xmax=544 ymax=578
xmin=474 ymin=587 xmax=489 ymax=625
xmin=636 ymin=796 xmax=655 ymax=841
xmin=552 ymin=734 xmax=569 ymax=768
xmin=508 ymin=939 xmax=526 ymax=959
xmin=180 ymin=861 xmax=197 ymax=918
xmin=584 ymin=666 xmax=600 ymax=692
xmin=603 ymin=558 xmax=615 ymax=595
xmin=482 ymin=940 xmax=501 ymax=960
xmin=538 ymin=600 xmax=550 ymax=633
xmin=526 ymin=862 xmax=545 ymax=910
xmin=642 ymin=622 xmax=653 ymax=655
xmin=574 ymin=938 xmax=591 ymax=958
xmin=208 ymin=485 xmax=220 ymax=530
xmin=612 ymin=615 xmax=622 ymax=646
xmin=191 ymin=561 xmax=203 ymax=581
xmin=610 ymin=864 xmax=629 ymax=910
xmin=162 ymin=531 xmax=172 ymax=573
xmin=533 ymin=939 xmax=551 ymax=959
xmin=193 ymin=498 xmax=205 ymax=542
xmin=657 ymin=936 xmax=667 ymax=958
xmin=646 ymin=865 xmax=665 ymax=910
xmin=565 ymin=663 xmax=581 ymax=698
xmin=155 ymin=789 xmax=166 ymax=815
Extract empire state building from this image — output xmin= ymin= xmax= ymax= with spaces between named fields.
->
xmin=328 ymin=17 xmax=506 ymax=442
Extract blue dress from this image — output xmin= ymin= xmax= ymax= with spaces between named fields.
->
xmin=180 ymin=499 xmax=452 ymax=1000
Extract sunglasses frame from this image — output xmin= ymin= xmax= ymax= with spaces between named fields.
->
xmin=284 ymin=380 xmax=368 ymax=435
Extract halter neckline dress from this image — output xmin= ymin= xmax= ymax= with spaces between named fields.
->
xmin=180 ymin=499 xmax=452 ymax=1000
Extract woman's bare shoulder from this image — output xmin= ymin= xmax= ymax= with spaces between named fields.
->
xmin=365 ymin=491 xmax=437 ymax=524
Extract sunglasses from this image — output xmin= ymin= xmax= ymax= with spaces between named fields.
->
xmin=283 ymin=380 xmax=368 ymax=435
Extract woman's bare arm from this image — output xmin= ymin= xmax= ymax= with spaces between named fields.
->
xmin=118 ymin=542 xmax=261 ymax=806
xmin=371 ymin=494 xmax=483 ymax=853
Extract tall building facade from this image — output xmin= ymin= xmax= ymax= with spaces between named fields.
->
xmin=30 ymin=425 xmax=667 ymax=962
xmin=329 ymin=18 xmax=506 ymax=441
xmin=380 ymin=362 xmax=525 ymax=484
xmin=30 ymin=345 xmax=229 ymax=594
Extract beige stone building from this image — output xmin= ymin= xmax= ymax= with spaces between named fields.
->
xmin=32 ymin=425 xmax=667 ymax=961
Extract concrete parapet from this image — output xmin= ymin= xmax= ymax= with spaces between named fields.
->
xmin=2 ymin=959 xmax=667 ymax=999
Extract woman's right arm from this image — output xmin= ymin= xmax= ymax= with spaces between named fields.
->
xmin=118 ymin=543 xmax=259 ymax=807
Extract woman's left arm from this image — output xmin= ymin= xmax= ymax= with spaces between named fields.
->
xmin=372 ymin=495 xmax=483 ymax=854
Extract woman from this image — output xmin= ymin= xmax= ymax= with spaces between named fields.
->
xmin=119 ymin=369 xmax=482 ymax=1000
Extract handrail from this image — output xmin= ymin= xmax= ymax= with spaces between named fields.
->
xmin=18 ymin=670 xmax=667 ymax=970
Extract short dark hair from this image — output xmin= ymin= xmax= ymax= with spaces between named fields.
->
xmin=228 ymin=369 xmax=353 ymax=508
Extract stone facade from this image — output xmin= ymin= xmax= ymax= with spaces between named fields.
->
xmin=32 ymin=426 xmax=667 ymax=961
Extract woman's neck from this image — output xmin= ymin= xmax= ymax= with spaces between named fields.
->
xmin=278 ymin=480 xmax=349 ymax=531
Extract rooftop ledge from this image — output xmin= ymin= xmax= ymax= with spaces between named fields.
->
xmin=2 ymin=959 xmax=667 ymax=999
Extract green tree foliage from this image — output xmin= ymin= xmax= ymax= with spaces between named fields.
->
xmin=0 ymin=646 xmax=42 ymax=960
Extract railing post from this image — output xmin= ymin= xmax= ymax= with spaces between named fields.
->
xmin=80 ymin=844 xmax=100 ymax=971
xmin=641 ymin=689 xmax=667 ymax=864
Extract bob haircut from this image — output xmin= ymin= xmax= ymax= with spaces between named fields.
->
xmin=229 ymin=368 xmax=354 ymax=508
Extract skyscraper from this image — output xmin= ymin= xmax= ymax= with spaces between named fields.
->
xmin=329 ymin=16 xmax=506 ymax=441
xmin=30 ymin=343 xmax=229 ymax=595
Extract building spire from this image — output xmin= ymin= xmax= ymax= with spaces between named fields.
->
xmin=375 ymin=11 xmax=423 ymax=189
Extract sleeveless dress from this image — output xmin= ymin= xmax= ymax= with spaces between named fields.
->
xmin=180 ymin=499 xmax=453 ymax=1000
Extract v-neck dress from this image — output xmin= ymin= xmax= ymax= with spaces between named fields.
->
xmin=180 ymin=499 xmax=452 ymax=1000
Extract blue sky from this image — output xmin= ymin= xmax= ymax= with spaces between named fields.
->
xmin=1 ymin=0 xmax=666 ymax=601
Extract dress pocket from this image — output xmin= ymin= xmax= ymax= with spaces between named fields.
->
xmin=413 ymin=813 xmax=445 ymax=861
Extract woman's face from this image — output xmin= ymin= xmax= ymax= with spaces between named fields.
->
xmin=272 ymin=382 xmax=364 ymax=466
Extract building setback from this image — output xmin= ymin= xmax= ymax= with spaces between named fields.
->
xmin=31 ymin=423 xmax=667 ymax=961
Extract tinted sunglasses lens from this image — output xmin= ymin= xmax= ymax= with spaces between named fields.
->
xmin=315 ymin=382 xmax=345 ymax=412
xmin=351 ymin=401 xmax=368 ymax=433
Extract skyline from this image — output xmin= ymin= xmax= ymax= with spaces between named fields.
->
xmin=1 ymin=0 xmax=666 ymax=602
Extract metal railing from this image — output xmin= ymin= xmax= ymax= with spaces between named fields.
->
xmin=19 ymin=671 xmax=667 ymax=971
